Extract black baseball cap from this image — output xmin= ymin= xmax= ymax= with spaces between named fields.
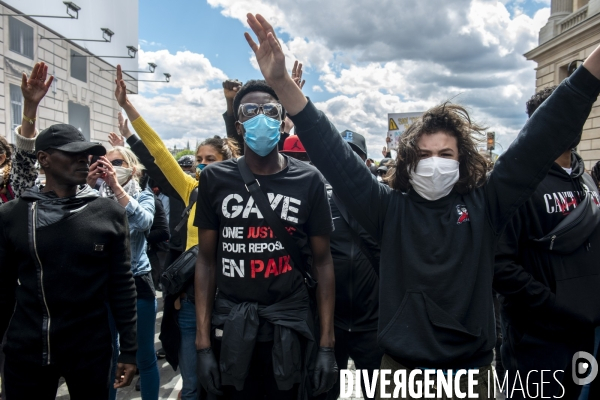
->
xmin=35 ymin=124 xmax=106 ymax=156
xmin=341 ymin=130 xmax=367 ymax=157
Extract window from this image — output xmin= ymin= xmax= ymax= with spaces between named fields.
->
xmin=70 ymin=50 xmax=87 ymax=82
xmin=9 ymin=17 xmax=34 ymax=59
xmin=10 ymin=84 xmax=23 ymax=142
xmin=68 ymin=101 xmax=90 ymax=140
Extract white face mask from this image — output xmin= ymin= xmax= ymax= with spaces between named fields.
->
xmin=115 ymin=166 xmax=133 ymax=186
xmin=409 ymin=157 xmax=460 ymax=201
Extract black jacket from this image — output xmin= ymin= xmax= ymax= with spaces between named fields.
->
xmin=212 ymin=286 xmax=316 ymax=398
xmin=0 ymin=186 xmax=138 ymax=365
xmin=289 ymin=66 xmax=600 ymax=368
xmin=147 ymin=195 xmax=170 ymax=246
xmin=328 ymin=188 xmax=379 ymax=332
xmin=494 ymin=151 xmax=600 ymax=338
xmin=127 ymin=135 xmax=187 ymax=252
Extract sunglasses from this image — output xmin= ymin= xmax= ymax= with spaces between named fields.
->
xmin=238 ymin=103 xmax=282 ymax=119
xmin=111 ymin=159 xmax=125 ymax=167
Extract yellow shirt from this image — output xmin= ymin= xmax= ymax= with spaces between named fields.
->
xmin=131 ymin=116 xmax=198 ymax=250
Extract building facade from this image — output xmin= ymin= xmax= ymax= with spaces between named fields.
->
xmin=525 ymin=0 xmax=600 ymax=170
xmin=0 ymin=0 xmax=138 ymax=148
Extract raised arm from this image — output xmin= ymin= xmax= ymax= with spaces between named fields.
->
xmin=114 ymin=65 xmax=197 ymax=204
xmin=126 ymin=133 xmax=183 ymax=202
xmin=244 ymin=14 xmax=391 ymax=239
xmin=20 ymin=62 xmax=53 ymax=139
xmin=486 ymin=45 xmax=600 ymax=232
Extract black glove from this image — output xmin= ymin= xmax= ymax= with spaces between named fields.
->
xmin=312 ymin=346 xmax=338 ymax=396
xmin=196 ymin=347 xmax=223 ymax=395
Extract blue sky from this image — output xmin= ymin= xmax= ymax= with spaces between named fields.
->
xmin=134 ymin=0 xmax=552 ymax=159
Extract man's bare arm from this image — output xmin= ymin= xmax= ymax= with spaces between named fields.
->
xmin=309 ymin=234 xmax=335 ymax=347
xmin=194 ymin=229 xmax=219 ymax=350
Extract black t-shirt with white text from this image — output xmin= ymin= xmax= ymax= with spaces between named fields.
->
xmin=194 ymin=156 xmax=333 ymax=305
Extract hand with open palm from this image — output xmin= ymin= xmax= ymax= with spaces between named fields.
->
xmin=244 ymin=14 xmax=289 ymax=89
xmin=22 ymin=62 xmax=53 ymax=106
xmin=244 ymin=14 xmax=308 ymax=116
xmin=21 ymin=62 xmax=54 ymax=138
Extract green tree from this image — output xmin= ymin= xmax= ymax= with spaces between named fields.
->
xmin=174 ymin=149 xmax=194 ymax=160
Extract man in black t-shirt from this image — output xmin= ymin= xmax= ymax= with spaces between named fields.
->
xmin=194 ymin=79 xmax=338 ymax=400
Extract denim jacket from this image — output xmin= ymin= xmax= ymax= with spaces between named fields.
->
xmin=126 ymin=188 xmax=155 ymax=276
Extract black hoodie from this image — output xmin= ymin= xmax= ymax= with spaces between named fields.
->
xmin=494 ymin=151 xmax=600 ymax=338
xmin=289 ymin=66 xmax=600 ymax=368
xmin=0 ymin=186 xmax=138 ymax=366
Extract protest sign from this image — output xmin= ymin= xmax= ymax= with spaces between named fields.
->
xmin=387 ymin=112 xmax=423 ymax=150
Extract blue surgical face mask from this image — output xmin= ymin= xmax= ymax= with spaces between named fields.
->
xmin=195 ymin=163 xmax=206 ymax=180
xmin=241 ymin=114 xmax=281 ymax=157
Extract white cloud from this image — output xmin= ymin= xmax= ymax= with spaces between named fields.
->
xmin=137 ymin=48 xmax=228 ymax=94
xmin=136 ymin=0 xmax=553 ymax=159
xmin=130 ymin=48 xmax=230 ymax=149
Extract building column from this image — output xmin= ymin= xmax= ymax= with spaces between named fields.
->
xmin=539 ymin=0 xmax=575 ymax=44
xmin=551 ymin=0 xmax=574 ymax=17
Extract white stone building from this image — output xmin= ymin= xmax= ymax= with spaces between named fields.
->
xmin=0 ymin=0 xmax=139 ymax=148
xmin=526 ymin=0 xmax=600 ymax=170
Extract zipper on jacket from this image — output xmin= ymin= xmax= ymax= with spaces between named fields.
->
xmin=549 ymin=235 xmax=557 ymax=251
xmin=32 ymin=202 xmax=52 ymax=365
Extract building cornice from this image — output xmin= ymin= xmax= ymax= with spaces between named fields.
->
xmin=525 ymin=12 xmax=600 ymax=61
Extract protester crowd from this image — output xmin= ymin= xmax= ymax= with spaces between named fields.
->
xmin=2 ymin=13 xmax=600 ymax=400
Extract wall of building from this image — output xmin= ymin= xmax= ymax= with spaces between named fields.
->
xmin=0 ymin=2 xmax=138 ymax=150
xmin=528 ymin=10 xmax=600 ymax=171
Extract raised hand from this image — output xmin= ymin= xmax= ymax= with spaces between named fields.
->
xmin=115 ymin=65 xmax=128 ymax=108
xmin=21 ymin=62 xmax=54 ymax=105
xmin=245 ymin=14 xmax=288 ymax=88
xmin=223 ymin=79 xmax=242 ymax=101
xmin=117 ymin=112 xmax=132 ymax=138
xmin=108 ymin=132 xmax=124 ymax=148
xmin=291 ymin=61 xmax=305 ymax=90
xmin=114 ymin=66 xmax=141 ymax=122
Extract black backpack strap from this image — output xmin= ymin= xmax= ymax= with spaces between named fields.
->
xmin=332 ymin=192 xmax=379 ymax=276
xmin=237 ymin=156 xmax=317 ymax=287
xmin=174 ymin=187 xmax=199 ymax=233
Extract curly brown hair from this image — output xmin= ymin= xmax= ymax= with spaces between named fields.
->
xmin=386 ymin=103 xmax=489 ymax=194
xmin=0 ymin=135 xmax=13 ymax=168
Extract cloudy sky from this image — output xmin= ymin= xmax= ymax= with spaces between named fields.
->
xmin=133 ymin=0 xmax=551 ymax=159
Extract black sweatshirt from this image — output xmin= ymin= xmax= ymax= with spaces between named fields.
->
xmin=289 ymin=66 xmax=600 ymax=368
xmin=328 ymin=190 xmax=380 ymax=332
xmin=0 ymin=191 xmax=138 ymax=365
xmin=494 ymin=152 xmax=600 ymax=337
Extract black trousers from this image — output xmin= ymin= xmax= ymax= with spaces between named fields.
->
xmin=327 ymin=328 xmax=383 ymax=400
xmin=4 ymin=351 xmax=111 ymax=400
xmin=500 ymin=323 xmax=594 ymax=400
xmin=204 ymin=339 xmax=299 ymax=400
